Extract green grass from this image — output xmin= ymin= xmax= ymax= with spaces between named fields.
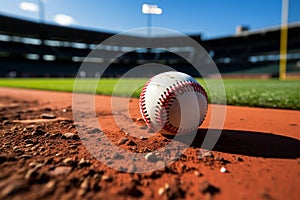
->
xmin=0 ymin=78 xmax=299 ymax=110
xmin=219 ymin=79 xmax=300 ymax=109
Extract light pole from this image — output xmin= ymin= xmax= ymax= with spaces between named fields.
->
xmin=279 ymin=0 xmax=289 ymax=80
xmin=142 ymin=4 xmax=163 ymax=37
xmin=38 ymin=0 xmax=45 ymax=24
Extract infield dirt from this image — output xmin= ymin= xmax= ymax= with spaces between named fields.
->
xmin=0 ymin=87 xmax=299 ymax=200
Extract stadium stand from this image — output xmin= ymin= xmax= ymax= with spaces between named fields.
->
xmin=0 ymin=14 xmax=299 ymax=77
xmin=201 ymin=23 xmax=300 ymax=77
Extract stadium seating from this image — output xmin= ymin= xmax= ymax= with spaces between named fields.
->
xmin=0 ymin=14 xmax=299 ymax=77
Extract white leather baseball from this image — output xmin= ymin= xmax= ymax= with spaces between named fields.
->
xmin=139 ymin=71 xmax=208 ymax=135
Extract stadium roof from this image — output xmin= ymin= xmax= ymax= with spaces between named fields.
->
xmin=234 ymin=22 xmax=300 ymax=37
xmin=204 ymin=21 xmax=300 ymax=42
xmin=0 ymin=14 xmax=125 ymax=43
xmin=0 ymin=14 xmax=201 ymax=46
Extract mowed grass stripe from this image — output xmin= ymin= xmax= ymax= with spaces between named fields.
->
xmin=0 ymin=78 xmax=299 ymax=110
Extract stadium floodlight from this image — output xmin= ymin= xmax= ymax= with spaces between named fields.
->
xmin=142 ymin=4 xmax=163 ymax=37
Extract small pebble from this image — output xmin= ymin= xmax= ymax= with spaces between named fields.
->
xmin=164 ymin=183 xmax=170 ymax=190
xmin=31 ymin=129 xmax=45 ymax=136
xmin=24 ymin=163 xmax=44 ymax=181
xmin=102 ymin=175 xmax=113 ymax=182
xmin=194 ymin=171 xmax=202 ymax=177
xmin=139 ymin=136 xmax=147 ymax=140
xmin=13 ymin=146 xmax=20 ymax=151
xmin=25 ymin=168 xmax=38 ymax=181
xmin=25 ymin=144 xmax=34 ymax=148
xmin=78 ymin=158 xmax=90 ymax=167
xmin=35 ymin=163 xmax=44 ymax=169
xmin=62 ymin=157 xmax=73 ymax=165
xmin=118 ymin=137 xmax=129 ymax=145
xmin=60 ymin=120 xmax=73 ymax=124
xmin=69 ymin=145 xmax=77 ymax=149
xmin=44 ymin=180 xmax=56 ymax=193
xmin=40 ymin=113 xmax=56 ymax=119
xmin=39 ymin=147 xmax=45 ymax=152
xmin=24 ymin=139 xmax=34 ymax=144
xmin=28 ymin=162 xmax=38 ymax=167
xmin=158 ymin=187 xmax=165 ymax=196
xmin=62 ymin=132 xmax=79 ymax=140
xmin=235 ymin=156 xmax=244 ymax=162
xmin=220 ymin=166 xmax=227 ymax=173
xmin=31 ymin=146 xmax=37 ymax=151
xmin=2 ymin=120 xmax=11 ymax=125
xmin=80 ymin=178 xmax=90 ymax=190
xmin=49 ymin=166 xmax=72 ymax=176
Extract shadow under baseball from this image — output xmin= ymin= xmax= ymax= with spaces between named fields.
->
xmin=171 ymin=128 xmax=300 ymax=159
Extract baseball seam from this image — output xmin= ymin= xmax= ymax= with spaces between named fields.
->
xmin=155 ymin=80 xmax=208 ymax=134
xmin=139 ymin=79 xmax=152 ymax=126
xmin=140 ymin=79 xmax=208 ymax=135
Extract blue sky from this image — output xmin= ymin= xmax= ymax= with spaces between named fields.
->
xmin=0 ymin=0 xmax=299 ymax=39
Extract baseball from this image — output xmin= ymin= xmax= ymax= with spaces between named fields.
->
xmin=139 ymin=71 xmax=208 ymax=135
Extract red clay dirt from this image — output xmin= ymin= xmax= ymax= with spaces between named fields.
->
xmin=0 ymin=87 xmax=299 ymax=200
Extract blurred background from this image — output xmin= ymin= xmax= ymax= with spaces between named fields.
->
xmin=0 ymin=0 xmax=299 ymax=78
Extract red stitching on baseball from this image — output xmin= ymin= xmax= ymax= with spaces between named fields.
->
xmin=155 ymin=80 xmax=208 ymax=135
xmin=139 ymin=78 xmax=152 ymax=125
